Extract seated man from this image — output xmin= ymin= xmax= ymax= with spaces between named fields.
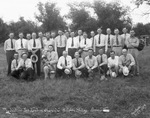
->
xmin=72 ymin=51 xmax=85 ymax=78
xmin=57 ymin=51 xmax=72 ymax=78
xmin=15 ymin=52 xmax=34 ymax=80
xmin=96 ymin=49 xmax=108 ymax=80
xmin=108 ymin=50 xmax=119 ymax=78
xmin=11 ymin=53 xmax=20 ymax=79
xmin=119 ymin=49 xmax=135 ymax=76
xmin=85 ymin=48 xmax=98 ymax=80
xmin=43 ymin=45 xmax=58 ymax=80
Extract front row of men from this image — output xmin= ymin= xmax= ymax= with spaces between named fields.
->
xmin=10 ymin=44 xmax=136 ymax=81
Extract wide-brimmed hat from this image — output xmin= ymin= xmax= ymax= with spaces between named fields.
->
xmin=123 ymin=66 xmax=129 ymax=76
xmin=64 ymin=68 xmax=72 ymax=75
xmin=75 ymin=70 xmax=82 ymax=78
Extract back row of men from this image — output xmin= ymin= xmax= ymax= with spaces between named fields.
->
xmin=4 ymin=28 xmax=139 ymax=79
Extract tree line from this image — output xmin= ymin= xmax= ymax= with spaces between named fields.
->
xmin=0 ymin=0 xmax=149 ymax=43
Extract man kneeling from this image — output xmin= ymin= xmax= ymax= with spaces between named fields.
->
xmin=43 ymin=45 xmax=58 ymax=80
xmin=57 ymin=51 xmax=72 ymax=78
xmin=119 ymin=49 xmax=135 ymax=77
xmin=11 ymin=52 xmax=34 ymax=80
xmin=72 ymin=51 xmax=85 ymax=78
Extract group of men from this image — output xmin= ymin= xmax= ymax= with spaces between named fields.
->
xmin=4 ymin=27 xmax=140 ymax=81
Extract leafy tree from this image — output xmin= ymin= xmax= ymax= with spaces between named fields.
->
xmin=93 ymin=0 xmax=131 ymax=33
xmin=36 ymin=2 xmax=67 ymax=32
xmin=0 ymin=18 xmax=9 ymax=43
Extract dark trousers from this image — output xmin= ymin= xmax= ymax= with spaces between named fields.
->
xmin=6 ymin=50 xmax=15 ymax=75
xmin=106 ymin=47 xmax=112 ymax=58
xmin=11 ymin=68 xmax=34 ymax=80
xmin=32 ymin=49 xmax=41 ymax=76
xmin=85 ymin=67 xmax=98 ymax=77
xmin=95 ymin=46 xmax=105 ymax=56
xmin=99 ymin=64 xmax=108 ymax=75
xmin=68 ymin=48 xmax=77 ymax=58
xmin=57 ymin=47 xmax=65 ymax=58
xmin=28 ymin=52 xmax=32 ymax=58
xmin=73 ymin=68 xmax=89 ymax=78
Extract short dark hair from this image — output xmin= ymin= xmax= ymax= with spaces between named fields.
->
xmin=88 ymin=48 xmax=93 ymax=52
xmin=110 ymin=50 xmax=115 ymax=54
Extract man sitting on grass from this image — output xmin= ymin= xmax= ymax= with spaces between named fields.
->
xmin=11 ymin=53 xmax=20 ymax=79
xmin=12 ymin=52 xmax=34 ymax=81
xmin=72 ymin=51 xmax=86 ymax=78
xmin=119 ymin=49 xmax=135 ymax=77
xmin=57 ymin=51 xmax=72 ymax=78
xmin=96 ymin=49 xmax=108 ymax=80
xmin=85 ymin=48 xmax=98 ymax=80
xmin=107 ymin=50 xmax=119 ymax=78
xmin=43 ymin=45 xmax=58 ymax=80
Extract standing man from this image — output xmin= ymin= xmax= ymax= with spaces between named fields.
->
xmin=26 ymin=34 xmax=32 ymax=58
xmin=112 ymin=29 xmax=124 ymax=56
xmin=108 ymin=50 xmax=119 ymax=78
xmin=96 ymin=49 xmax=108 ymax=80
xmin=105 ymin=28 xmax=113 ymax=57
xmin=125 ymin=30 xmax=139 ymax=75
xmin=57 ymin=51 xmax=72 ymax=78
xmin=66 ymin=32 xmax=79 ymax=58
xmin=94 ymin=28 xmax=106 ymax=55
xmin=4 ymin=33 xmax=16 ymax=75
xmin=85 ymin=49 xmax=98 ymax=80
xmin=76 ymin=30 xmax=83 ymax=56
xmin=119 ymin=49 xmax=135 ymax=76
xmin=121 ymin=28 xmax=130 ymax=49
xmin=90 ymin=31 xmax=96 ymax=54
xmin=55 ymin=30 xmax=67 ymax=57
xmin=43 ymin=45 xmax=58 ymax=80
xmin=38 ymin=32 xmax=45 ymax=51
xmin=15 ymin=32 xmax=28 ymax=58
xmin=80 ymin=32 xmax=92 ymax=60
xmin=43 ymin=32 xmax=55 ymax=53
xmin=28 ymin=32 xmax=42 ymax=76
xmin=72 ymin=51 xmax=85 ymax=78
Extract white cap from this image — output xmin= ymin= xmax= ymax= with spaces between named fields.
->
xmin=111 ymin=72 xmax=117 ymax=78
xmin=64 ymin=69 xmax=71 ymax=75
xmin=123 ymin=66 xmax=129 ymax=76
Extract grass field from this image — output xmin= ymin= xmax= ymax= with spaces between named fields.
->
xmin=0 ymin=46 xmax=150 ymax=118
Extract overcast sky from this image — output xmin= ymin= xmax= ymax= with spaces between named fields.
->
xmin=0 ymin=0 xmax=149 ymax=24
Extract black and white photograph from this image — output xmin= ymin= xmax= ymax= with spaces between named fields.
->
xmin=0 ymin=0 xmax=150 ymax=117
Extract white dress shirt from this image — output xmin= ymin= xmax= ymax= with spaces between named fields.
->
xmin=85 ymin=55 xmax=98 ymax=69
xmin=15 ymin=38 xmax=28 ymax=51
xmin=108 ymin=56 xmax=119 ymax=68
xmin=16 ymin=58 xmax=33 ymax=70
xmin=79 ymin=38 xmax=92 ymax=51
xmin=4 ymin=38 xmax=16 ymax=52
xmin=121 ymin=33 xmax=130 ymax=42
xmin=57 ymin=55 xmax=72 ymax=69
xmin=66 ymin=37 xmax=79 ymax=51
xmin=28 ymin=38 xmax=42 ymax=50
xmin=105 ymin=34 xmax=114 ymax=51
xmin=76 ymin=35 xmax=84 ymax=43
xmin=55 ymin=35 xmax=67 ymax=48
xmin=112 ymin=35 xmax=124 ymax=47
xmin=43 ymin=38 xmax=55 ymax=51
xmin=94 ymin=34 xmax=106 ymax=47
xmin=11 ymin=58 xmax=20 ymax=71
xmin=90 ymin=36 xmax=96 ymax=52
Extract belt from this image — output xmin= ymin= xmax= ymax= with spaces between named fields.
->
xmin=96 ymin=46 xmax=105 ymax=48
xmin=128 ymin=47 xmax=136 ymax=49
xmin=18 ymin=48 xmax=27 ymax=50
xmin=113 ymin=46 xmax=122 ymax=47
xmin=57 ymin=47 xmax=65 ymax=48
xmin=108 ymin=46 xmax=111 ymax=48
xmin=6 ymin=50 xmax=15 ymax=51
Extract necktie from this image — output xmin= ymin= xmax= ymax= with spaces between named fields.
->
xmin=108 ymin=35 xmax=110 ymax=45
xmin=65 ymin=57 xmax=67 ymax=66
xmin=101 ymin=55 xmax=103 ymax=63
xmin=124 ymin=34 xmax=126 ymax=41
xmin=24 ymin=60 xmax=26 ymax=68
xmin=79 ymin=36 xmax=81 ymax=42
xmin=84 ymin=38 xmax=86 ymax=45
xmin=11 ymin=39 xmax=13 ymax=49
xmin=16 ymin=59 xmax=18 ymax=67
xmin=98 ymin=34 xmax=101 ymax=44
xmin=60 ymin=35 xmax=62 ymax=46
xmin=33 ymin=39 xmax=36 ymax=47
xmin=92 ymin=37 xmax=94 ymax=48
xmin=41 ymin=38 xmax=44 ymax=49
xmin=71 ymin=37 xmax=74 ymax=47
xmin=116 ymin=35 xmax=119 ymax=45
xmin=21 ymin=39 xmax=23 ymax=48
xmin=76 ymin=58 xmax=79 ymax=67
